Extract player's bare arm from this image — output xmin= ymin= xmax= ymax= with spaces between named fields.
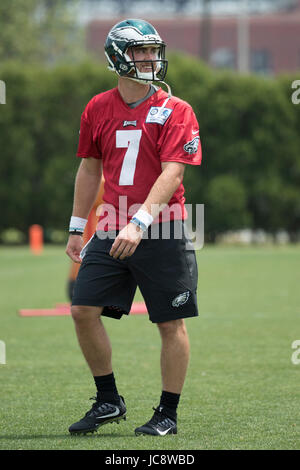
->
xmin=109 ymin=161 xmax=185 ymax=260
xmin=66 ymin=157 xmax=102 ymax=263
xmin=141 ymin=161 xmax=185 ymax=218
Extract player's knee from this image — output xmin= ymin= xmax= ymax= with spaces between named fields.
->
xmin=157 ymin=318 xmax=186 ymax=337
xmin=71 ymin=305 xmax=102 ymax=324
xmin=71 ymin=305 xmax=85 ymax=323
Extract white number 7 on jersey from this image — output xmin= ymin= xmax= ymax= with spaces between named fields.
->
xmin=116 ymin=130 xmax=142 ymax=186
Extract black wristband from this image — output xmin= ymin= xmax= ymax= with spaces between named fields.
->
xmin=69 ymin=230 xmax=83 ymax=236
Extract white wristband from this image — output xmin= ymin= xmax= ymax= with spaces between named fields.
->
xmin=69 ymin=216 xmax=88 ymax=233
xmin=133 ymin=209 xmax=153 ymax=229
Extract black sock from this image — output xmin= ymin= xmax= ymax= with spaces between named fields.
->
xmin=158 ymin=390 xmax=180 ymax=420
xmin=93 ymin=372 xmax=120 ymax=404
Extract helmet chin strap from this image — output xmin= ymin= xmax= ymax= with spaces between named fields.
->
xmin=160 ymin=81 xmax=172 ymax=98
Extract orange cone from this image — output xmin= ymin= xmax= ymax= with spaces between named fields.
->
xmin=29 ymin=224 xmax=43 ymax=255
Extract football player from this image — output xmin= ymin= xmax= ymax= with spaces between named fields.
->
xmin=66 ymin=18 xmax=202 ymax=436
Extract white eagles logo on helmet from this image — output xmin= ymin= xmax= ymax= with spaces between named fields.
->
xmin=109 ymin=27 xmax=159 ymax=44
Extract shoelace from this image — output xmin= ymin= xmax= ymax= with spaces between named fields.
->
xmin=148 ymin=407 xmax=175 ymax=427
xmin=85 ymin=397 xmax=117 ymax=417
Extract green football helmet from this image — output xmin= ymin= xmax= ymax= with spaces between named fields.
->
xmin=104 ymin=19 xmax=168 ymax=84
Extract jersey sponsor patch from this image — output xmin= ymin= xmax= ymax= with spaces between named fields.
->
xmin=146 ymin=106 xmax=173 ymax=125
xmin=183 ymin=136 xmax=200 ymax=154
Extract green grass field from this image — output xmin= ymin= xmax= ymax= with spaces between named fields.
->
xmin=0 ymin=244 xmax=299 ymax=450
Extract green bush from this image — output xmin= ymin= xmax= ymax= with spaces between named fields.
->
xmin=205 ymin=175 xmax=252 ymax=235
xmin=0 ymin=228 xmax=26 ymax=244
xmin=45 ymin=229 xmax=68 ymax=244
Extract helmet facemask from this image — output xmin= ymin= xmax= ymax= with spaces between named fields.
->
xmin=123 ymin=43 xmax=167 ymax=84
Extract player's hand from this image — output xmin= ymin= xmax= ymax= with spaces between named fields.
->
xmin=109 ymin=223 xmax=143 ymax=260
xmin=65 ymin=235 xmax=84 ymax=263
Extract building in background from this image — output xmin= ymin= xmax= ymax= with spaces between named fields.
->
xmin=81 ymin=0 xmax=300 ymax=75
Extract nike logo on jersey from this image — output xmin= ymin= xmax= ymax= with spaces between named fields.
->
xmin=192 ymin=129 xmax=199 ymax=134
xmin=123 ymin=120 xmax=137 ymax=127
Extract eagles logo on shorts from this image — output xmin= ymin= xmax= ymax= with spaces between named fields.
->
xmin=183 ymin=136 xmax=200 ymax=154
xmin=172 ymin=291 xmax=190 ymax=308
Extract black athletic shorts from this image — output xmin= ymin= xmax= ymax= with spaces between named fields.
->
xmin=71 ymin=221 xmax=198 ymax=323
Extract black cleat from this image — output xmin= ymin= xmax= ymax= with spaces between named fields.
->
xmin=135 ymin=407 xmax=177 ymax=436
xmin=69 ymin=396 xmax=126 ymax=435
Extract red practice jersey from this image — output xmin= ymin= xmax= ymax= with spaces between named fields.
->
xmin=77 ymin=87 xmax=202 ymax=230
